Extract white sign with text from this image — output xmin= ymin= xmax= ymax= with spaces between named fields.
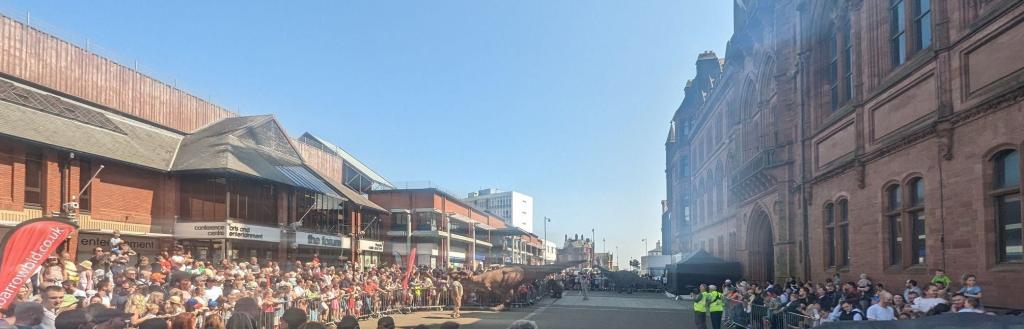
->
xmin=359 ymin=239 xmax=384 ymax=252
xmin=294 ymin=232 xmax=350 ymax=249
xmin=174 ymin=222 xmax=281 ymax=242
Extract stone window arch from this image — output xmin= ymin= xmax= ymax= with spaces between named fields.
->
xmin=990 ymin=148 xmax=1022 ymax=263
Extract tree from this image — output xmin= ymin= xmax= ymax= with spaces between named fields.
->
xmin=629 ymin=259 xmax=640 ymax=268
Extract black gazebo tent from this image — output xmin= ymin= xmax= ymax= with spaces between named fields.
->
xmin=666 ymin=250 xmax=742 ymax=295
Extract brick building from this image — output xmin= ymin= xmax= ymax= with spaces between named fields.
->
xmin=367 ymin=188 xmax=545 ymax=269
xmin=664 ymin=0 xmax=1024 ymax=308
xmin=0 ymin=13 xmax=389 ymax=267
xmin=556 ymin=234 xmax=594 ymax=264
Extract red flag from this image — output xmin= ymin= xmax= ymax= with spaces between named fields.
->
xmin=0 ymin=217 xmax=77 ymax=310
xmin=402 ymin=247 xmax=417 ymax=290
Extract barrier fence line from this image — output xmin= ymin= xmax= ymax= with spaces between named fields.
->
xmin=722 ymin=297 xmax=820 ymax=329
xmin=240 ymin=279 xmax=663 ymax=328
xmin=244 ymin=280 xmax=551 ymax=327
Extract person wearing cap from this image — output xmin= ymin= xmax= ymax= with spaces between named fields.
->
xmin=707 ymin=284 xmax=724 ymax=329
xmin=165 ymin=296 xmax=184 ymax=316
xmin=58 ymin=281 xmax=80 ymax=311
xmin=77 ymin=261 xmax=94 ymax=293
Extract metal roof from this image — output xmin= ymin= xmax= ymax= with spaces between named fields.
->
xmin=298 ymin=132 xmax=394 ymax=189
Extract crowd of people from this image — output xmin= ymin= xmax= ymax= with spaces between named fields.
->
xmin=0 ymin=231 xmax=547 ymax=329
xmin=693 ymin=269 xmax=994 ymax=328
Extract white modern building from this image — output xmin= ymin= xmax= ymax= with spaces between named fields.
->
xmin=544 ymin=240 xmax=557 ymax=264
xmin=464 ymin=188 xmax=534 ymax=233
xmin=640 ymin=240 xmax=676 ymax=277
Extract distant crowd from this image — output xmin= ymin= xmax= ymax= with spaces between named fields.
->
xmin=0 ymin=230 xmax=549 ymax=329
xmin=690 ymin=269 xmax=991 ymax=328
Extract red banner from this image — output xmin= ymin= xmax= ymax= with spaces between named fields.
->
xmin=0 ymin=217 xmax=77 ymax=310
xmin=402 ymin=247 xmax=417 ymax=290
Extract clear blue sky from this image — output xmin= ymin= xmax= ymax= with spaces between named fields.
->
xmin=1 ymin=1 xmax=732 ymax=265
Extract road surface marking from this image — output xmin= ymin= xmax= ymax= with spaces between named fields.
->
xmin=539 ymin=305 xmax=683 ymax=313
xmin=521 ymin=297 xmax=558 ymax=320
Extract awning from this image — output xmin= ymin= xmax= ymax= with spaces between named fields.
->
xmin=448 ymin=213 xmax=473 ymax=223
xmin=278 ymin=165 xmax=344 ymax=200
xmin=322 ymin=178 xmax=388 ymax=213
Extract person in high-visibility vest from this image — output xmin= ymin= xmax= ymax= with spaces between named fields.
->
xmin=693 ymin=284 xmax=708 ymax=329
xmin=707 ymin=284 xmax=725 ymax=329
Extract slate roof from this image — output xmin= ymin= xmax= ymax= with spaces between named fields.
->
xmin=0 ymin=76 xmax=382 ymax=204
xmin=0 ymin=79 xmax=183 ymax=170
xmin=171 ymin=115 xmax=344 ymax=199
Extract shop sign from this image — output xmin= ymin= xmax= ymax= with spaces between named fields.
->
xmin=359 ymin=239 xmax=384 ymax=252
xmin=226 ymin=222 xmax=280 ymax=242
xmin=174 ymin=222 xmax=281 ymax=242
xmin=294 ymin=232 xmax=350 ymax=249
xmin=174 ymin=222 xmax=228 ymax=239
xmin=76 ymin=233 xmax=162 ymax=259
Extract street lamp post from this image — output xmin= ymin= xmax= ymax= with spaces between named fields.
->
xmin=544 ymin=217 xmax=550 ymax=264
xmin=406 ymin=213 xmax=412 ymax=267
xmin=591 ymin=228 xmax=595 ymax=266
xmin=615 ymin=245 xmax=619 ymax=269
xmin=642 ymin=238 xmax=648 ymax=275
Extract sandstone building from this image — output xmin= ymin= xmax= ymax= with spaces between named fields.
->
xmin=664 ymin=0 xmax=1024 ymax=308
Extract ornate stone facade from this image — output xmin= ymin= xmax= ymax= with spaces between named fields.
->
xmin=665 ymin=0 xmax=1024 ymax=308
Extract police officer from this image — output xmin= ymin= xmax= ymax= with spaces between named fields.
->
xmin=693 ymin=284 xmax=708 ymax=329
xmin=708 ymin=284 xmax=725 ymax=329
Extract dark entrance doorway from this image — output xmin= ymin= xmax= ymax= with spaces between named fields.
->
xmin=747 ymin=211 xmax=775 ymax=283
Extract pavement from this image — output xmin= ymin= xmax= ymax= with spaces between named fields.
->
xmin=354 ymin=290 xmax=693 ymax=329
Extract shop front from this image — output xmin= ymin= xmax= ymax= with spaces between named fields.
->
xmin=291 ymin=231 xmax=350 ymax=266
xmin=76 ymin=232 xmax=171 ymax=263
xmin=174 ymin=221 xmax=282 ymax=262
xmin=358 ymin=239 xmax=384 ymax=267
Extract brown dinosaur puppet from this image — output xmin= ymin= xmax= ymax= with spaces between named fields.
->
xmin=457 ymin=261 xmax=584 ymax=310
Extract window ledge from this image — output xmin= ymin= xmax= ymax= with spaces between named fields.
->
xmin=988 ymin=262 xmax=1024 ymax=272
xmin=883 ymin=265 xmax=905 ymax=274
xmin=904 ymin=264 xmax=928 ymax=275
xmin=825 ymin=266 xmax=851 ymax=274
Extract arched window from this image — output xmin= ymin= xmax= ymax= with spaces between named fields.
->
xmin=885 ymin=185 xmax=903 ymax=266
xmin=992 ymin=150 xmax=1022 ymax=263
xmin=908 ymin=178 xmax=926 ymax=265
xmin=824 ymin=202 xmax=836 ymax=267
xmin=889 ymin=0 xmax=907 ymax=66
xmin=838 ymin=199 xmax=850 ymax=267
xmin=828 ymin=16 xmax=853 ymax=111
xmin=884 ymin=178 xmax=926 ymax=268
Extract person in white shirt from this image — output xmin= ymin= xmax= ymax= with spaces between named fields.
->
xmin=204 ymin=279 xmax=224 ymax=302
xmin=867 ymin=292 xmax=896 ymax=320
xmin=913 ymin=284 xmax=948 ymax=313
xmin=109 ymin=230 xmax=124 ymax=251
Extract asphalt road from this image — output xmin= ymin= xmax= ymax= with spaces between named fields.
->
xmin=355 ymin=291 xmax=693 ymax=329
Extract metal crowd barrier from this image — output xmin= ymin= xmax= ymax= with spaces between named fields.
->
xmin=361 ymin=281 xmax=551 ymax=321
xmin=722 ymin=297 xmax=821 ymax=329
xmin=244 ymin=280 xmax=551 ymax=327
